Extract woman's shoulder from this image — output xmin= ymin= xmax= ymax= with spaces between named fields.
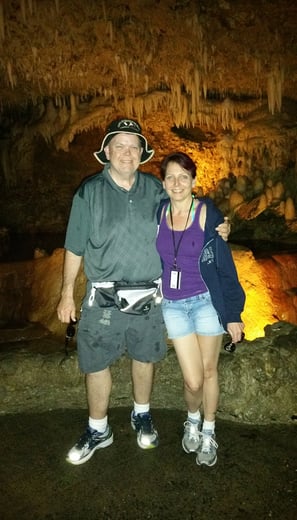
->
xmin=157 ymin=197 xmax=170 ymax=223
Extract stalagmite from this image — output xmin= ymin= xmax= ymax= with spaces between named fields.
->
xmin=258 ymin=193 xmax=268 ymax=213
xmin=236 ymin=175 xmax=248 ymax=195
xmin=272 ymin=181 xmax=284 ymax=201
xmin=278 ymin=200 xmax=285 ymax=216
xmin=284 ymin=197 xmax=295 ymax=220
xmin=253 ymin=177 xmax=264 ymax=195
xmin=265 ymin=186 xmax=273 ymax=205
xmin=229 ymin=190 xmax=244 ymax=210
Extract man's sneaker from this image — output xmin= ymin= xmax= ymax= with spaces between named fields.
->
xmin=196 ymin=431 xmax=218 ymax=467
xmin=131 ymin=411 xmax=159 ymax=449
xmin=66 ymin=425 xmax=113 ymax=465
xmin=182 ymin=420 xmax=202 ymax=453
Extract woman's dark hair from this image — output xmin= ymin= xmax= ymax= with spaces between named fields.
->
xmin=160 ymin=152 xmax=197 ymax=180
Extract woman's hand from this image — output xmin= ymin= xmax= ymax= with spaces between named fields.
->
xmin=227 ymin=322 xmax=245 ymax=343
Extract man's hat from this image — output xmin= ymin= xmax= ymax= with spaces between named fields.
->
xmin=94 ymin=118 xmax=154 ymax=165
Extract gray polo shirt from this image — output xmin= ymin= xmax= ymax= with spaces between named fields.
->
xmin=64 ymin=166 xmax=165 ymax=282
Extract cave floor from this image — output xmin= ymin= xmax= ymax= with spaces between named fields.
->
xmin=0 ymin=407 xmax=296 ymax=520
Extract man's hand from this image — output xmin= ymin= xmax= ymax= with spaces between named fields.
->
xmin=57 ymin=293 xmax=76 ymax=324
xmin=216 ymin=217 xmax=231 ymax=242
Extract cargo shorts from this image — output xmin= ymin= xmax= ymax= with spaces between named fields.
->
xmin=77 ymin=294 xmax=167 ymax=374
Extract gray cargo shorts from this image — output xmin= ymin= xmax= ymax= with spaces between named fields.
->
xmin=77 ymin=297 xmax=167 ymax=374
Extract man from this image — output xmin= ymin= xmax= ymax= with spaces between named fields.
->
xmin=57 ymin=118 xmax=229 ymax=465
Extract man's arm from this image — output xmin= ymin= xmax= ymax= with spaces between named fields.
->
xmin=216 ymin=216 xmax=231 ymax=242
xmin=57 ymin=250 xmax=82 ymax=323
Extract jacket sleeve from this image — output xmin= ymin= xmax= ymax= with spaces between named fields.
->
xmin=215 ymin=237 xmax=246 ymax=323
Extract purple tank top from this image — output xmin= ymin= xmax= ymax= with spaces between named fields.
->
xmin=156 ymin=201 xmax=208 ymax=300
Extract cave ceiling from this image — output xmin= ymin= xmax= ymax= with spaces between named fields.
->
xmin=1 ymin=0 xmax=297 ymax=140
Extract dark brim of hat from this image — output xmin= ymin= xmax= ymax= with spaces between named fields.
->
xmin=93 ymin=131 xmax=155 ymax=165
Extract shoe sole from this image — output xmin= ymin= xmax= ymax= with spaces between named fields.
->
xmin=196 ymin=454 xmax=217 ymax=467
xmin=182 ymin=441 xmax=200 ymax=454
xmin=182 ymin=435 xmax=202 ymax=453
xmin=137 ymin=433 xmax=159 ymax=450
xmin=66 ymin=434 xmax=114 ymax=465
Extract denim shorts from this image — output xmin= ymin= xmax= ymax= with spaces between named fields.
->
xmin=161 ymin=291 xmax=224 ymax=339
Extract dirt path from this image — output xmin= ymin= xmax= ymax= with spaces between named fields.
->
xmin=0 ymin=408 xmax=296 ymax=519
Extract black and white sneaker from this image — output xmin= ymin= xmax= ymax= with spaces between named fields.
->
xmin=131 ymin=411 xmax=159 ymax=449
xmin=66 ymin=425 xmax=113 ymax=465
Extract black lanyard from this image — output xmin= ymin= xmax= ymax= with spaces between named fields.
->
xmin=169 ymin=199 xmax=193 ymax=268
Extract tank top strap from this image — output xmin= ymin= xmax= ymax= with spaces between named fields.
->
xmin=193 ymin=198 xmax=205 ymax=227
xmin=159 ymin=201 xmax=170 ymax=224
xmin=159 ymin=198 xmax=205 ymax=227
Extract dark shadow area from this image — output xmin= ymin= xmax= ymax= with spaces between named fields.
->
xmin=0 ymin=408 xmax=296 ymax=519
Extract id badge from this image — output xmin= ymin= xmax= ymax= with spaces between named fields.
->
xmin=170 ymin=269 xmax=181 ymax=289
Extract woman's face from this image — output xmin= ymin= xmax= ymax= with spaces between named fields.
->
xmin=163 ymin=161 xmax=195 ymax=200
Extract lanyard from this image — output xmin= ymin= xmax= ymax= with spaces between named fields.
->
xmin=169 ymin=199 xmax=194 ymax=268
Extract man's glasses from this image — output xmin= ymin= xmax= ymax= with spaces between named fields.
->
xmin=223 ymin=332 xmax=245 ymax=353
xmin=64 ymin=319 xmax=77 ymax=356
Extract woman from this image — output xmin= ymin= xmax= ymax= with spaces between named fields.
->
xmin=156 ymin=152 xmax=245 ymax=467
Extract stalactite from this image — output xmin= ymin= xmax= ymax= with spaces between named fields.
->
xmin=220 ymin=98 xmax=235 ymax=129
xmin=0 ymin=144 xmax=12 ymax=186
xmin=120 ymin=61 xmax=128 ymax=84
xmin=20 ymin=0 xmax=26 ymax=23
xmin=0 ymin=0 xmax=4 ymax=41
xmin=69 ymin=93 xmax=77 ymax=120
xmin=31 ymin=46 xmax=38 ymax=63
xmin=144 ymin=74 xmax=149 ymax=93
xmin=267 ymin=65 xmax=284 ymax=114
xmin=192 ymin=67 xmax=200 ymax=118
xmin=107 ymin=20 xmax=113 ymax=45
xmin=6 ymin=61 xmax=15 ymax=89
xmin=28 ymin=0 xmax=34 ymax=15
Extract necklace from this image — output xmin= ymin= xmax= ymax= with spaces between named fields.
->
xmin=169 ymin=198 xmax=194 ymax=268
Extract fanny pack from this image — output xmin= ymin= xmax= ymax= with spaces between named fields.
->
xmin=88 ymin=280 xmax=162 ymax=315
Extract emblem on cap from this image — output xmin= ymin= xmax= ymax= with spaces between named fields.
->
xmin=117 ymin=119 xmax=141 ymax=132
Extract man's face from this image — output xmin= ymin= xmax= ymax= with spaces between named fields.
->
xmin=105 ymin=133 xmax=143 ymax=176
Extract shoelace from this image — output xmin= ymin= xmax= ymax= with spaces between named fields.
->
xmin=184 ymin=421 xmax=200 ymax=440
xmin=78 ymin=427 xmax=107 ymax=448
xmin=201 ymin=433 xmax=218 ymax=453
xmin=136 ymin=413 xmax=154 ymax=434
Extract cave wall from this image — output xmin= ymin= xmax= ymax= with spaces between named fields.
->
xmin=1 ymin=246 xmax=297 ymax=341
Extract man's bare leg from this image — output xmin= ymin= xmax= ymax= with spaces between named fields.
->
xmin=130 ymin=359 xmax=158 ymax=449
xmin=86 ymin=368 xmax=112 ymax=419
xmin=131 ymin=359 xmax=154 ymax=404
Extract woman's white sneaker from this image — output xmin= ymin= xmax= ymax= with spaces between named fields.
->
xmin=196 ymin=432 xmax=218 ymax=466
xmin=182 ymin=420 xmax=202 ymax=453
